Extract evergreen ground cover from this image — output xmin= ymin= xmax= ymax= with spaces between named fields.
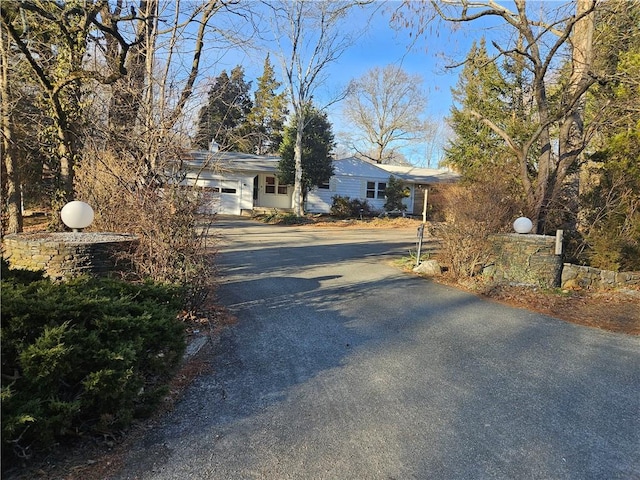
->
xmin=1 ymin=260 xmax=186 ymax=471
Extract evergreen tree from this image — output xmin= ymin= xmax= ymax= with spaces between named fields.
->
xmin=278 ymin=105 xmax=335 ymax=202
xmin=246 ymin=55 xmax=288 ymax=155
xmin=578 ymin=1 xmax=640 ymax=270
xmin=444 ymin=38 xmax=523 ymax=181
xmin=383 ymin=176 xmax=410 ymax=212
xmin=194 ymin=66 xmax=253 ymax=151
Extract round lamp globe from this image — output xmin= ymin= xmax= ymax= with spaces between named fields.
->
xmin=513 ymin=217 xmax=533 ymax=234
xmin=61 ymin=201 xmax=94 ymax=230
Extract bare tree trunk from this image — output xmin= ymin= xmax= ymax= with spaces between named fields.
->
xmin=273 ymin=0 xmax=363 ymax=216
xmin=427 ymin=0 xmax=598 ymax=234
xmin=293 ymin=112 xmax=305 ymax=216
xmin=550 ymin=0 xmax=595 ymax=206
xmin=107 ymin=1 xmax=153 ymax=149
xmin=0 ymin=21 xmax=22 ymax=233
xmin=56 ymin=114 xmax=75 ymax=201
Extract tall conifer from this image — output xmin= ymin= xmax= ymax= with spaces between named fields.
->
xmin=246 ymin=55 xmax=288 ymax=155
xmin=445 ymin=38 xmax=514 ymax=180
xmin=194 ymin=66 xmax=253 ymax=151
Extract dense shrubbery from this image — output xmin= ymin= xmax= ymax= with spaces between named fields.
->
xmin=434 ymin=175 xmax=525 ymax=279
xmin=330 ymin=195 xmax=374 ymax=218
xmin=74 ymin=152 xmax=215 ymax=311
xmin=577 ymin=130 xmax=640 ymax=272
xmin=1 ymin=261 xmax=186 ymax=468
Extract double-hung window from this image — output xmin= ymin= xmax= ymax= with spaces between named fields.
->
xmin=265 ymin=176 xmax=288 ymax=195
xmin=265 ymin=176 xmax=276 ymax=194
xmin=366 ymin=181 xmax=387 ymax=199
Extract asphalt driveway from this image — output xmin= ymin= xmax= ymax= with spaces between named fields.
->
xmin=112 ymin=218 xmax=640 ymax=479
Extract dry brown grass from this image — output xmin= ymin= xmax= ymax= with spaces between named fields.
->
xmin=428 ymin=274 xmax=640 ymax=336
xmin=307 ymin=216 xmax=422 ymax=229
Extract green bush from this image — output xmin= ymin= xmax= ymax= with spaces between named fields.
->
xmin=330 ymin=195 xmax=374 ymax=218
xmin=1 ymin=262 xmax=186 ymax=467
xmin=383 ymin=176 xmax=410 ymax=212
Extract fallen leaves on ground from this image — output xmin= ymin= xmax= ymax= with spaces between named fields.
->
xmin=435 ymin=276 xmax=639 ymax=335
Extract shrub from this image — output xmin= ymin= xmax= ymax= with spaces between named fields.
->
xmin=434 ymin=175 xmax=525 ymax=279
xmin=74 ymin=150 xmax=214 ymax=311
xmin=576 ymin=133 xmax=640 ymax=272
xmin=330 ymin=195 xmax=374 ymax=218
xmin=259 ymin=210 xmax=311 ymax=225
xmin=1 ymin=264 xmax=185 ymax=468
xmin=383 ymin=176 xmax=410 ymax=212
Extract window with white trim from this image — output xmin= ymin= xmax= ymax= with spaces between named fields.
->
xmin=265 ymin=176 xmax=288 ymax=195
xmin=366 ymin=181 xmax=387 ymax=199
xmin=266 ymin=176 xmax=276 ymax=193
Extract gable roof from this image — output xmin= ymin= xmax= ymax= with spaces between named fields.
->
xmin=179 ymin=151 xmax=460 ymax=185
xmin=376 ymin=164 xmax=460 ymax=184
xmin=182 ymin=150 xmax=280 ymax=173
xmin=332 ymin=157 xmax=390 ymax=178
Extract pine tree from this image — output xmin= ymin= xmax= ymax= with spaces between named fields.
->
xmin=445 ymin=38 xmax=518 ymax=180
xmin=246 ymin=55 xmax=288 ymax=155
xmin=194 ymin=66 xmax=253 ymax=151
xmin=278 ymin=105 xmax=335 ymax=201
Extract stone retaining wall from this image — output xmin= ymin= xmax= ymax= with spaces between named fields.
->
xmin=561 ymin=263 xmax=640 ymax=290
xmin=484 ymin=233 xmax=563 ymax=288
xmin=2 ymin=232 xmax=138 ymax=281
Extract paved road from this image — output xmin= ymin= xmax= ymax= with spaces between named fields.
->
xmin=112 ymin=218 xmax=640 ymax=479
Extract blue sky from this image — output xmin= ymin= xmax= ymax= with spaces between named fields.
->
xmin=207 ymin=2 xmax=503 ymax=165
xmin=322 ymin=4 xmax=500 ymax=165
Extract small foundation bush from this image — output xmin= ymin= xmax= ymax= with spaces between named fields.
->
xmin=330 ymin=195 xmax=374 ymax=218
xmin=1 ymin=261 xmax=186 ymax=468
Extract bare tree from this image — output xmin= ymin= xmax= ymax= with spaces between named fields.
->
xmin=73 ymin=0 xmax=256 ymax=297
xmin=0 ymin=19 xmax=22 ymax=233
xmin=0 ymin=0 xmax=143 ymax=226
xmin=267 ymin=0 xmax=368 ymax=216
xmin=98 ymin=0 xmax=240 ymax=174
xmin=1 ymin=1 xmax=251 ymax=222
xmin=2 ymin=0 xmax=256 ymax=302
xmin=343 ymin=65 xmax=429 ymax=164
xmin=399 ymin=0 xmax=601 ymax=233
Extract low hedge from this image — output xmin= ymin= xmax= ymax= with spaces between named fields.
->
xmin=330 ymin=195 xmax=375 ymax=218
xmin=1 ymin=260 xmax=186 ymax=468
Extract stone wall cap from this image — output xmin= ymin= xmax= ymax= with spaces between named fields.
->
xmin=4 ymin=232 xmax=138 ymax=244
xmin=490 ymin=233 xmax=554 ymax=241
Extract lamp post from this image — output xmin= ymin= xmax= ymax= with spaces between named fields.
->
xmin=60 ymin=201 xmax=94 ymax=232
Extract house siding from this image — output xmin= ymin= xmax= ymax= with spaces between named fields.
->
xmin=307 ymin=174 xmax=390 ymax=214
xmin=179 ymin=152 xmax=458 ymax=216
xmin=255 ymin=173 xmax=293 ymax=210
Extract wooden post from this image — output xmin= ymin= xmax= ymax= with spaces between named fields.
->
xmin=555 ymin=229 xmax=564 ymax=255
xmin=422 ymin=187 xmax=429 ymax=223
xmin=416 ymin=224 xmax=424 ymax=266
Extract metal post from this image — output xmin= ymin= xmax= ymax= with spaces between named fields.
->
xmin=416 ymin=223 xmax=424 ymax=266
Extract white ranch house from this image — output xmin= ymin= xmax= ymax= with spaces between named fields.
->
xmin=179 ymin=150 xmax=459 ymax=217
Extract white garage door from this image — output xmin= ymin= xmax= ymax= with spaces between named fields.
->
xmin=198 ymin=180 xmax=240 ymax=215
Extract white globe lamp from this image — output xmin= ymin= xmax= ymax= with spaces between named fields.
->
xmin=513 ymin=216 xmax=533 ymax=234
xmin=61 ymin=201 xmax=94 ymax=232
